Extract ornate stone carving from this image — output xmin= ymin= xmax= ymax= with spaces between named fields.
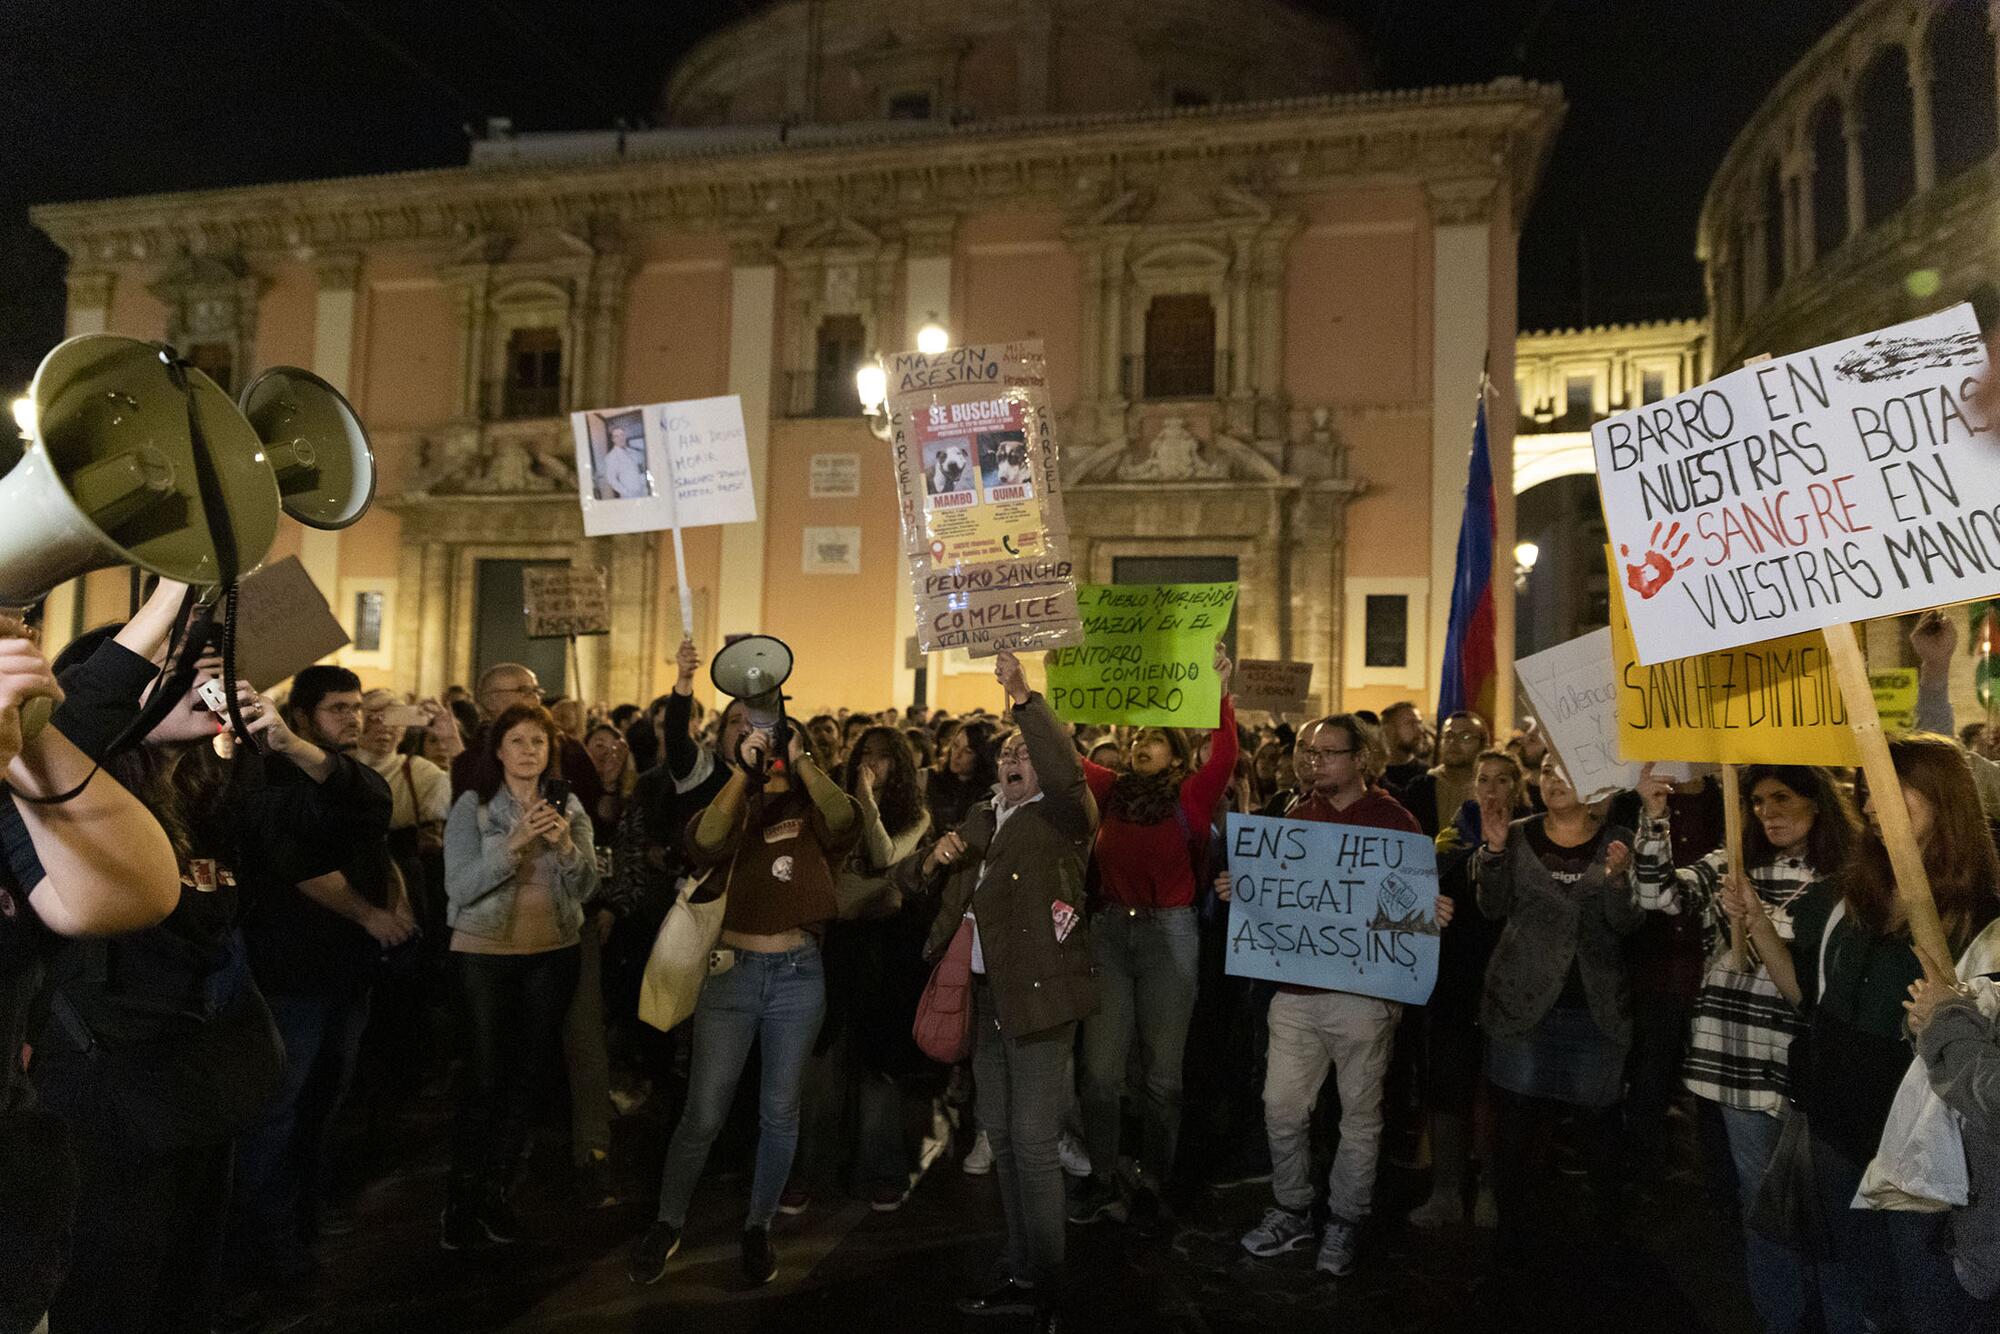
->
xmin=1069 ymin=416 xmax=1281 ymax=483
xmin=411 ymin=423 xmax=579 ymax=496
xmin=1425 ymin=177 xmax=1498 ymax=226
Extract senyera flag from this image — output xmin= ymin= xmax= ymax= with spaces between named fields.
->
xmin=1438 ymin=386 xmax=1497 ymax=725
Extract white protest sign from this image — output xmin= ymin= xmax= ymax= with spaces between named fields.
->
xmin=1592 ymin=305 xmax=1997 ymax=665
xmin=1515 ymin=628 xmax=1693 ymax=803
xmin=572 ymin=395 xmax=756 ymax=538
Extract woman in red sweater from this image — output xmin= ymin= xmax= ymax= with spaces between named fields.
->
xmin=1069 ymin=643 xmax=1237 ymax=1225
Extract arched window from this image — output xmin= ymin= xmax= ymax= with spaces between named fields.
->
xmin=502 ymin=327 xmax=563 ymax=419
xmin=1763 ymin=162 xmax=1786 ymax=291
xmin=1858 ymin=46 xmax=1917 ymax=226
xmin=1736 ymin=218 xmax=1758 ymax=315
xmin=1142 ymin=294 xmax=1216 ymax=399
xmin=1811 ymin=95 xmax=1848 ymax=255
xmin=1929 ymin=0 xmax=1999 ymax=181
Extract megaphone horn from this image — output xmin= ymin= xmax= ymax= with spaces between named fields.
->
xmin=239 ymin=367 xmax=376 ymax=530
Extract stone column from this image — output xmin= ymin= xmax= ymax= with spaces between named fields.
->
xmin=418 ymin=540 xmax=452 ymax=697
xmin=1099 ymin=236 xmax=1128 ymax=446
xmin=1794 ymin=154 xmax=1818 ymax=272
xmin=1842 ymin=96 xmax=1867 ymax=239
xmin=1252 ymin=230 xmax=1290 ymax=442
xmin=298 ymin=252 xmax=362 ymax=604
xmin=900 ymin=225 xmax=954 ymax=706
xmin=717 ymin=234 xmax=778 ymax=637
xmin=1908 ymin=35 xmax=1937 ymax=193
xmin=1227 ymin=231 xmax=1254 ymax=438
xmin=1424 ymin=179 xmax=1496 ymax=708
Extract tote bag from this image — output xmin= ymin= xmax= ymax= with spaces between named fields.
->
xmin=637 ymin=870 xmax=726 ymax=1033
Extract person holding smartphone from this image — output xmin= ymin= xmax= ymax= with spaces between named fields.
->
xmin=440 ymin=702 xmax=599 ymax=1250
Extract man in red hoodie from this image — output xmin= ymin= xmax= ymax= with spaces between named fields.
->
xmin=1218 ymin=713 xmax=1454 ymax=1279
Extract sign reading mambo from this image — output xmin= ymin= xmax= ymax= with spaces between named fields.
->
xmin=1234 ymin=659 xmax=1315 ymax=716
xmin=1592 ymin=305 xmax=1997 ymax=665
xmin=571 ymin=395 xmax=756 ymax=538
xmin=1222 ymin=814 xmax=1441 ymax=1005
xmin=522 ymin=566 xmax=610 ymax=639
xmin=888 ymin=340 xmax=1082 ymax=657
xmin=1515 ymin=629 xmax=1696 ymax=803
xmin=1045 ymin=582 xmax=1238 ymax=728
xmin=1605 ymin=549 xmax=1861 ymax=765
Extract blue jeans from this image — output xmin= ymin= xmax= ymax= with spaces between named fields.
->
xmin=232 ymin=987 xmax=373 ymax=1277
xmin=656 ymin=942 xmax=825 ymax=1229
xmin=1081 ymin=906 xmax=1199 ymax=1185
xmin=1718 ymin=1104 xmax=1808 ymax=1334
xmin=973 ymin=977 xmax=1073 ymax=1290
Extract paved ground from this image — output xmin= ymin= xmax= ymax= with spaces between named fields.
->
xmin=262 ymin=1085 xmax=1762 ymax=1334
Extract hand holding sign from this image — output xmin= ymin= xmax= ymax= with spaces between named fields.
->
xmin=1214 ymin=640 xmax=1234 ymax=695
xmin=993 ymin=649 xmax=1029 ymax=706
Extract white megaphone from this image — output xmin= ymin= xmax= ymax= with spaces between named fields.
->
xmin=710 ymin=635 xmax=794 ymax=772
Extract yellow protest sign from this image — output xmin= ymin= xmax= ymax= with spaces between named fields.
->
xmin=1607 ymin=550 xmax=1860 ymax=766
xmin=1869 ymin=668 xmax=1918 ymax=732
xmin=1045 ymin=582 xmax=1237 ymax=727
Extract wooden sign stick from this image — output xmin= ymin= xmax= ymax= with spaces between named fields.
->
xmin=1821 ymin=621 xmax=1956 ymax=974
xmin=1721 ymin=764 xmax=1748 ymax=970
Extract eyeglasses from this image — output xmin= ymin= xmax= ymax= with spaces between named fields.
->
xmin=1301 ymin=748 xmax=1354 ymax=764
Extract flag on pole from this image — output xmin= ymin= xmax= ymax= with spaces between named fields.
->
xmin=1438 ymin=385 xmax=1497 ymax=725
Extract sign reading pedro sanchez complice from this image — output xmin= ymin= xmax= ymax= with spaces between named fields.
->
xmin=1591 ymin=306 xmax=1998 ymax=665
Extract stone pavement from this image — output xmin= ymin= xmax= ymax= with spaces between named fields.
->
xmin=267 ymin=1093 xmax=1761 ymax=1334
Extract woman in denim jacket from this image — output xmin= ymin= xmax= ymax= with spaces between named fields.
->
xmin=440 ymin=702 xmax=598 ymax=1250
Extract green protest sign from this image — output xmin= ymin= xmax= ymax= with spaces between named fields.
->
xmin=1044 ymin=582 xmax=1238 ymax=727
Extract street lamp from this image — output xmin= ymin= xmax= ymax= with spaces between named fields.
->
xmin=855 ymin=358 xmax=891 ymax=442
xmin=916 ymin=320 xmax=949 ymax=356
xmin=1513 ymin=540 xmax=1540 ymax=591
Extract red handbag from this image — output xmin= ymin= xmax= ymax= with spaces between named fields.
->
xmin=912 ymin=917 xmax=977 ymax=1064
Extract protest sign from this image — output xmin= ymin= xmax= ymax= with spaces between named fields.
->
xmin=808 ymin=453 xmax=861 ymax=498
xmin=1515 ymin=629 xmax=1696 ymax=802
xmin=1605 ymin=548 xmax=1861 ymax=765
xmin=888 ymin=340 xmax=1082 ymax=656
xmin=1591 ymin=305 xmax=1997 ymax=665
xmin=233 ymin=556 xmax=351 ymax=690
xmin=571 ymin=395 xmax=755 ymax=539
xmin=1044 ymin=583 xmax=1237 ymax=727
xmin=522 ymin=565 xmax=609 ymax=639
xmin=1869 ymin=668 xmax=1919 ymax=731
xmin=1222 ymin=813 xmax=1441 ymax=1004
xmin=1234 ymin=659 xmax=1315 ymax=716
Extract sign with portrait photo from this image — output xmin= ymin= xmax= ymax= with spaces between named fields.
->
xmin=571 ymin=395 xmax=756 ymax=538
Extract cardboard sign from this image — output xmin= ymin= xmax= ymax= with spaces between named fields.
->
xmin=1044 ymin=582 xmax=1237 ymax=727
xmin=1234 ymin=659 xmax=1315 ymax=715
xmin=522 ymin=566 xmax=609 ymax=639
xmin=1592 ymin=305 xmax=1998 ymax=665
xmin=1222 ymin=813 xmax=1441 ymax=1004
xmin=1607 ymin=548 xmax=1860 ymax=765
xmin=232 ymin=556 xmax=351 ymax=690
xmin=572 ymin=395 xmax=756 ymax=537
xmin=888 ymin=340 xmax=1082 ymax=657
xmin=1515 ymin=628 xmax=1696 ymax=802
xmin=1870 ymin=667 xmax=1919 ymax=732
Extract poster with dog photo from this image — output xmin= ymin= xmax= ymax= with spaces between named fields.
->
xmin=886 ymin=339 xmax=1082 ymax=658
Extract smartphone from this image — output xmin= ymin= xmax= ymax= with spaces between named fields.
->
xmin=196 ymin=677 xmax=232 ymax=714
xmin=380 ymin=704 xmax=428 ymax=729
xmin=541 ymin=777 xmax=572 ymax=810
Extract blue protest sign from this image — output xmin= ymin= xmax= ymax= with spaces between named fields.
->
xmin=1223 ymin=813 xmax=1441 ymax=1004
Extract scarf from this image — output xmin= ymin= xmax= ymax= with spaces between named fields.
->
xmin=1104 ymin=769 xmax=1184 ymax=827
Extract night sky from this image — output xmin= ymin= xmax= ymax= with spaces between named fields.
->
xmin=0 ymin=0 xmax=1856 ymax=393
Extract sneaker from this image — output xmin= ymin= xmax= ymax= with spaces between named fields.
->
xmin=1406 ymin=1188 xmax=1460 ymax=1229
xmin=1066 ymin=1177 xmax=1124 ymax=1225
xmin=576 ymin=1151 xmax=620 ymax=1209
xmin=962 ymin=1130 xmax=994 ymax=1176
xmin=1057 ymin=1133 xmax=1092 ymax=1178
xmin=1315 ymin=1216 xmax=1359 ymax=1277
xmin=741 ymin=1224 xmax=778 ymax=1286
xmin=440 ymin=1202 xmax=487 ymax=1252
xmin=476 ymin=1195 xmax=520 ymax=1246
xmin=627 ymin=1221 xmax=681 ymax=1285
xmin=956 ymin=1277 xmax=1037 ymax=1316
xmin=777 ymin=1183 xmax=812 ymax=1216
xmin=869 ymin=1183 xmax=910 ymax=1213
xmin=1241 ymin=1206 xmax=1316 ymax=1257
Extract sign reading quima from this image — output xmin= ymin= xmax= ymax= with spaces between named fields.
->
xmin=1592 ymin=306 xmax=1997 ymax=665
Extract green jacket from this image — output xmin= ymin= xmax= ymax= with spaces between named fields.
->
xmin=900 ymin=693 xmax=1099 ymax=1040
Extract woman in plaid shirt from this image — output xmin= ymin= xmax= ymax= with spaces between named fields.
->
xmin=1632 ymin=763 xmax=1858 ymax=1334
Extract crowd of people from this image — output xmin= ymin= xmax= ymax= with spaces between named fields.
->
xmin=3 ymin=581 xmax=1999 ymax=1334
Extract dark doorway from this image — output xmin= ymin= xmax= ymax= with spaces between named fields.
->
xmin=474 ymin=559 xmax=568 ymax=698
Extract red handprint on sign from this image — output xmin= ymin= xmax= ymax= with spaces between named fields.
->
xmin=1621 ymin=522 xmax=1693 ymax=601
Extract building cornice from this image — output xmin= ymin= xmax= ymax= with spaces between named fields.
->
xmin=32 ymin=80 xmax=1564 ymax=264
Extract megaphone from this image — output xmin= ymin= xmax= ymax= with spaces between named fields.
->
xmin=710 ymin=635 xmax=794 ymax=773
xmin=238 ymin=366 xmax=375 ymax=531
xmin=0 ymin=334 xmax=281 ymax=606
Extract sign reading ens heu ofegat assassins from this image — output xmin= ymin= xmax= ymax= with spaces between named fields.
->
xmin=888 ymin=340 xmax=1083 ymax=657
xmin=1592 ymin=305 xmax=1997 ymax=665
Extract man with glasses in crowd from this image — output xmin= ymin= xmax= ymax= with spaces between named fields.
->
xmin=449 ymin=663 xmax=602 ymax=815
xmin=1216 ymin=714 xmax=1454 ymax=1279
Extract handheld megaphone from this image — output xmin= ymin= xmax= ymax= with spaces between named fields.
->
xmin=710 ymin=635 xmax=794 ymax=774
xmin=238 ymin=366 xmax=375 ymax=532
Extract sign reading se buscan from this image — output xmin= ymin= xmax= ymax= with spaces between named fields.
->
xmin=1222 ymin=814 xmax=1440 ymax=1004
xmin=1592 ymin=305 xmax=1998 ymax=665
xmin=1044 ymin=582 xmax=1237 ymax=728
